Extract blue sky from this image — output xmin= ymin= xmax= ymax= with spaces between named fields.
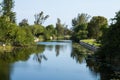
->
xmin=13 ymin=0 xmax=120 ymax=27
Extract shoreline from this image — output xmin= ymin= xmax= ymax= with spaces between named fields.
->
xmin=79 ymin=40 xmax=99 ymax=52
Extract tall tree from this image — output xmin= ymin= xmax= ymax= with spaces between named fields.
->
xmin=34 ymin=11 xmax=49 ymax=25
xmin=55 ymin=18 xmax=64 ymax=37
xmin=87 ymin=16 xmax=108 ymax=39
xmin=2 ymin=0 xmax=16 ymax=23
xmin=0 ymin=2 xmax=2 ymax=15
xmin=19 ymin=18 xmax=29 ymax=27
xmin=96 ymin=11 xmax=120 ymax=63
xmin=71 ymin=13 xmax=90 ymax=42
xmin=46 ymin=24 xmax=55 ymax=35
xmin=72 ymin=13 xmax=90 ymax=27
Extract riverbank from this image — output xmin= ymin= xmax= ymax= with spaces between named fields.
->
xmin=80 ymin=39 xmax=100 ymax=52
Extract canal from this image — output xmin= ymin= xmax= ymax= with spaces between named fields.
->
xmin=0 ymin=40 xmax=117 ymax=80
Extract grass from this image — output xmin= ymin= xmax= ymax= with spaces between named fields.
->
xmin=80 ymin=39 xmax=101 ymax=47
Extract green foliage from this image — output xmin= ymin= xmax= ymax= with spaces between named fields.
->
xmin=46 ymin=24 xmax=55 ymax=35
xmin=19 ymin=18 xmax=29 ymax=27
xmin=0 ymin=16 xmax=35 ymax=46
xmin=71 ymin=43 xmax=92 ymax=63
xmin=0 ymin=16 xmax=17 ymax=42
xmin=55 ymin=18 xmax=64 ymax=37
xmin=14 ymin=27 xmax=35 ymax=46
xmin=64 ymin=26 xmax=72 ymax=36
xmin=43 ymin=30 xmax=51 ymax=40
xmin=2 ymin=0 xmax=16 ymax=23
xmin=45 ymin=24 xmax=59 ymax=39
xmin=96 ymin=11 xmax=120 ymax=62
xmin=87 ymin=16 xmax=108 ymax=39
xmin=34 ymin=11 xmax=49 ymax=25
xmin=81 ymin=39 xmax=101 ymax=47
xmin=0 ymin=45 xmax=45 ymax=63
xmin=31 ymin=24 xmax=45 ymax=37
xmin=71 ymin=13 xmax=90 ymax=42
xmin=72 ymin=13 xmax=90 ymax=27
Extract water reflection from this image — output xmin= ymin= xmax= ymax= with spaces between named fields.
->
xmin=55 ymin=45 xmax=60 ymax=57
xmin=0 ymin=41 xmax=119 ymax=80
xmin=0 ymin=45 xmax=45 ymax=80
xmin=86 ymin=58 xmax=120 ymax=80
xmin=33 ymin=54 xmax=47 ymax=63
xmin=0 ymin=63 xmax=10 ymax=80
xmin=71 ymin=43 xmax=92 ymax=63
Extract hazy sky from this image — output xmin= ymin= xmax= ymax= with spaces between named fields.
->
xmin=14 ymin=0 xmax=120 ymax=27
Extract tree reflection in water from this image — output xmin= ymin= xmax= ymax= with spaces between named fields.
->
xmin=71 ymin=43 xmax=92 ymax=63
xmin=55 ymin=45 xmax=61 ymax=57
xmin=33 ymin=53 xmax=47 ymax=63
xmin=0 ymin=45 xmax=45 ymax=80
xmin=0 ymin=63 xmax=10 ymax=80
xmin=71 ymin=43 xmax=120 ymax=80
xmin=86 ymin=58 xmax=120 ymax=80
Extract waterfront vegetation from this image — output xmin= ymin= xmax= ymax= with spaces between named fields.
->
xmin=80 ymin=39 xmax=101 ymax=47
xmin=0 ymin=0 xmax=120 ymax=80
xmin=0 ymin=0 xmax=119 ymax=63
xmin=0 ymin=0 xmax=71 ymax=48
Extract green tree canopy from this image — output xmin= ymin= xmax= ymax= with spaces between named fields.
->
xmin=19 ymin=18 xmax=29 ymax=27
xmin=2 ymin=0 xmax=16 ymax=23
xmin=96 ymin=10 xmax=120 ymax=63
xmin=87 ymin=16 xmax=108 ymax=39
xmin=31 ymin=24 xmax=45 ymax=37
xmin=71 ymin=13 xmax=90 ymax=42
xmin=55 ymin=18 xmax=64 ymax=37
xmin=72 ymin=13 xmax=90 ymax=27
xmin=0 ymin=16 xmax=35 ymax=46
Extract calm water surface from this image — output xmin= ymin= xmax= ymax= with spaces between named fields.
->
xmin=0 ymin=41 xmax=100 ymax=80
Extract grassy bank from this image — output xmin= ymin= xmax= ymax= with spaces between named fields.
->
xmin=80 ymin=39 xmax=101 ymax=47
xmin=73 ymin=43 xmax=93 ymax=55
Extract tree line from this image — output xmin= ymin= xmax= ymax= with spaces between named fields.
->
xmin=0 ymin=0 xmax=71 ymax=46
xmin=71 ymin=13 xmax=108 ymax=42
xmin=0 ymin=0 xmax=120 ymax=62
xmin=71 ymin=11 xmax=120 ymax=64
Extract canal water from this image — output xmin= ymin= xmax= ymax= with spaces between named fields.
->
xmin=0 ymin=41 xmax=101 ymax=80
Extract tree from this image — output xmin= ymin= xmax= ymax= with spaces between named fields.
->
xmin=31 ymin=25 xmax=45 ymax=37
xmin=0 ymin=15 xmax=15 ymax=43
xmin=46 ymin=25 xmax=55 ymax=35
xmin=19 ymin=18 xmax=29 ymax=27
xmin=55 ymin=18 xmax=64 ymax=37
xmin=46 ymin=25 xmax=55 ymax=33
xmin=0 ymin=2 xmax=2 ymax=15
xmin=71 ymin=13 xmax=90 ymax=42
xmin=2 ymin=0 xmax=16 ymax=23
xmin=87 ymin=16 xmax=108 ymax=39
xmin=71 ymin=24 xmax=88 ymax=42
xmin=96 ymin=10 xmax=120 ymax=63
xmin=72 ymin=13 xmax=90 ymax=27
xmin=63 ymin=25 xmax=72 ymax=36
xmin=34 ymin=11 xmax=49 ymax=25
xmin=0 ymin=16 xmax=34 ymax=46
xmin=12 ymin=27 xmax=35 ymax=46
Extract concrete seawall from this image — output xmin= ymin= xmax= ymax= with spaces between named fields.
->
xmin=80 ymin=41 xmax=99 ymax=52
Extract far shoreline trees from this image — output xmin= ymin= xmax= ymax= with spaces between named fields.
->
xmin=87 ymin=16 xmax=108 ymax=40
xmin=0 ymin=0 xmax=119 ymax=51
xmin=71 ymin=13 xmax=108 ymax=42
xmin=71 ymin=13 xmax=90 ymax=42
